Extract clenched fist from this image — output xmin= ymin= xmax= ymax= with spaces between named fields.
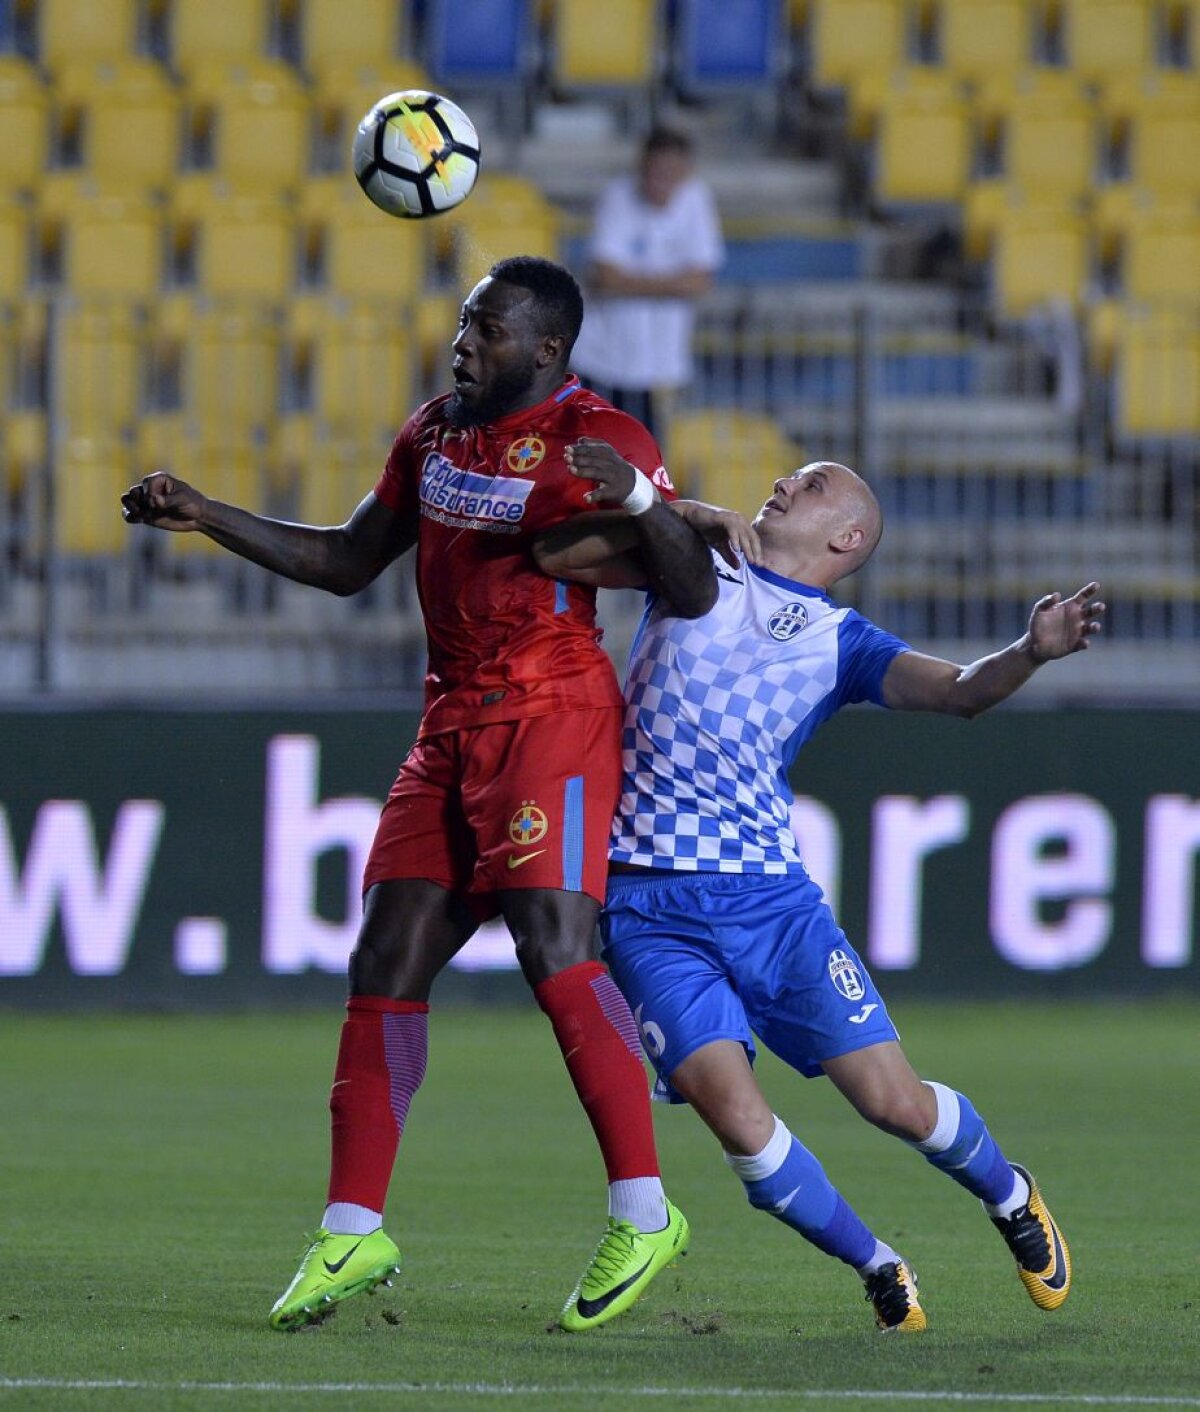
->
xmin=120 ymin=472 xmax=208 ymax=533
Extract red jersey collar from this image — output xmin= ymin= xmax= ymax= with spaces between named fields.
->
xmin=478 ymin=375 xmax=582 ymax=434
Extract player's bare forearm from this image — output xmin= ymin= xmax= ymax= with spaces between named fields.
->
xmin=123 ymin=473 xmax=413 ymax=596
xmin=883 ymin=583 xmax=1105 ymax=716
xmin=630 ymin=500 xmax=718 ymax=618
xmin=532 ymin=510 xmax=641 ymax=576
xmin=195 ymin=502 xmax=364 ymax=594
xmin=558 ymin=440 xmax=717 ymax=616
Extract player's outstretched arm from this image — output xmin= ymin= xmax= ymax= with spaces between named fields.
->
xmin=561 ymin=439 xmax=717 ymax=618
xmin=882 ymin=583 xmax=1106 ymax=717
xmin=121 ymin=472 xmax=416 ymax=596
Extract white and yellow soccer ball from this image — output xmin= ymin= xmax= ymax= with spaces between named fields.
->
xmin=352 ymin=90 xmax=481 ymax=219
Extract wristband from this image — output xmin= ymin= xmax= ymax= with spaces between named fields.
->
xmin=621 ymin=468 xmax=657 ymax=517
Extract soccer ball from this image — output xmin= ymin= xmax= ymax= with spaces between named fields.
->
xmin=352 ymin=90 xmax=481 ymax=219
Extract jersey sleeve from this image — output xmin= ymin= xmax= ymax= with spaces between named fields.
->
xmin=373 ymin=414 xmax=422 ymax=517
xmin=589 ymin=408 xmax=678 ymax=502
xmin=835 ymin=612 xmax=911 ymax=707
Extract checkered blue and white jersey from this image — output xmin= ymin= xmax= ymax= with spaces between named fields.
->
xmin=610 ymin=553 xmax=910 ymax=872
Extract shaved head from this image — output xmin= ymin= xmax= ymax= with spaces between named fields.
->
xmin=820 ymin=462 xmax=883 ymax=577
xmin=753 ymin=460 xmax=883 ymax=588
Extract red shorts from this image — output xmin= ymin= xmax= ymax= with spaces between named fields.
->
xmin=363 ymin=706 xmax=623 ymax=917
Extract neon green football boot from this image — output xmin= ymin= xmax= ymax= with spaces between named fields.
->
xmin=268 ymin=1228 xmax=402 ymax=1330
xmin=559 ymin=1200 xmax=690 ymax=1331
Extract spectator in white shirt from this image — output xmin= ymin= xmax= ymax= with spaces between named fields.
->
xmin=572 ymin=127 xmax=724 ymax=440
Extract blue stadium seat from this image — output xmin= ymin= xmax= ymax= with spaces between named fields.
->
xmin=674 ymin=0 xmax=785 ymax=93
xmin=423 ymin=0 xmax=531 ymax=84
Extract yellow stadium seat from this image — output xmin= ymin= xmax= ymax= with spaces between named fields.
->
xmin=940 ymin=0 xmax=1032 ymax=82
xmin=301 ymin=0 xmax=403 ymax=81
xmin=1116 ymin=310 xmax=1200 ymax=435
xmin=298 ymin=177 xmax=428 ymax=303
xmin=3 ymin=411 xmax=48 ymax=500
xmin=60 ymin=302 xmax=141 ymax=440
xmin=551 ymin=0 xmax=657 ymax=87
xmin=187 ymin=60 xmax=310 ymax=195
xmin=982 ymin=71 xmax=1097 ymax=198
xmin=171 ymin=0 xmax=270 ymax=75
xmin=55 ymin=59 xmax=181 ymax=195
xmin=0 ymin=56 xmax=49 ymax=192
xmin=301 ymin=301 xmax=416 ymax=445
xmin=185 ymin=304 xmax=281 ymax=447
xmin=134 ymin=412 xmax=190 ymax=478
xmin=40 ymin=0 xmax=138 ymax=72
xmin=666 ymin=409 xmax=796 ymax=518
xmin=444 ymin=173 xmax=561 ymax=291
xmin=874 ymin=71 xmax=970 ymax=202
xmin=171 ymin=185 xmax=296 ymax=300
xmin=55 ymin=437 xmax=133 ymax=554
xmin=1062 ymin=0 xmax=1154 ymax=80
xmin=1104 ymin=75 xmax=1200 ymax=199
xmin=0 ymin=200 xmax=29 ymax=301
xmin=297 ymin=438 xmax=378 ymax=529
xmin=991 ymin=205 xmax=1088 ymax=315
xmin=811 ymin=0 xmax=905 ymax=88
xmin=1122 ymin=206 xmax=1200 ymax=304
xmin=41 ymin=194 xmax=164 ymax=298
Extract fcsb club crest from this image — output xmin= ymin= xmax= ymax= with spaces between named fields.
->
xmin=505 ymin=436 xmax=546 ymax=473
xmin=828 ymin=949 xmax=865 ymax=1001
xmin=509 ymin=801 xmax=549 ymax=846
xmin=768 ymin=602 xmax=810 ymax=641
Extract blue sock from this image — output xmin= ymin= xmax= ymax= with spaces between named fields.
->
xmin=728 ymin=1119 xmax=877 ymax=1270
xmin=914 ymin=1082 xmax=1016 ymax=1206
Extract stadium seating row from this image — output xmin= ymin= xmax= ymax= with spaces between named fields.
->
xmin=3 ymin=2 xmax=1198 ymax=101
xmin=3 ymin=175 xmax=1194 ymax=322
xmin=812 ymin=0 xmax=1200 ymax=87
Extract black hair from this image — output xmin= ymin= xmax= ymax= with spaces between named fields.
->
xmin=487 ymin=256 xmax=584 ymax=352
xmin=641 ymin=126 xmax=694 ymax=158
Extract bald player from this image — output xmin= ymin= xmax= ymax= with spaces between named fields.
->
xmin=535 ymin=445 xmax=1105 ymax=1333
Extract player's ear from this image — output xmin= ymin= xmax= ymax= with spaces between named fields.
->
xmin=538 ymin=332 xmax=567 ymax=368
xmin=832 ymin=524 xmax=866 ymax=555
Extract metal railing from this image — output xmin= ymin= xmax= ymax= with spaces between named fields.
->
xmin=1 ymin=290 xmax=1197 ymax=702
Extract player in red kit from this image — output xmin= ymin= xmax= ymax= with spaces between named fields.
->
xmin=120 ymin=257 xmax=716 ymax=1332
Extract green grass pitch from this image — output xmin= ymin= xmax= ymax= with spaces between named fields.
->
xmin=2 ymin=1000 xmax=1197 ymax=1412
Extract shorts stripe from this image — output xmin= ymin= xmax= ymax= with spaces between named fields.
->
xmin=562 ymin=774 xmax=584 ymax=891
xmin=554 ymin=580 xmax=570 ymax=614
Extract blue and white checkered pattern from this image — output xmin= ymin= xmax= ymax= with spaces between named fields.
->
xmin=611 ymin=555 xmax=909 ymax=872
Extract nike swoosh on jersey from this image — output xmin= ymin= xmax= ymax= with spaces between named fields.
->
xmin=848 ymin=1003 xmax=879 ymax=1025
xmin=506 ymin=849 xmax=547 ymax=870
xmin=575 ymin=1257 xmax=653 ymax=1319
xmin=323 ymin=1239 xmax=364 ymax=1275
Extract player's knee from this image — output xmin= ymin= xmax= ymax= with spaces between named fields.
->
xmin=855 ymin=1083 xmax=933 ymax=1142
xmin=349 ymin=936 xmax=431 ymax=1001
xmin=704 ymin=1097 xmax=775 ymax=1158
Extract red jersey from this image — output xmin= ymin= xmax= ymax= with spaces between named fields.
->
xmin=373 ymin=375 xmax=676 ymax=737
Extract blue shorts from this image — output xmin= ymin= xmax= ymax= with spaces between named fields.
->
xmin=601 ymin=870 xmax=898 ymax=1101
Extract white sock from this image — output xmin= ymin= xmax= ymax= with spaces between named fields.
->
xmin=608 ymin=1177 xmax=668 ymax=1232
xmin=857 ymin=1239 xmax=904 ymax=1277
xmin=724 ymin=1115 xmax=791 ymax=1183
xmin=912 ymin=1081 xmax=960 ymax=1153
xmin=984 ymin=1168 xmax=1030 ymax=1220
xmin=322 ymin=1201 xmax=383 ymax=1236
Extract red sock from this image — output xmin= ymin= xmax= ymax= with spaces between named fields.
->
xmin=327 ymin=995 xmax=429 ymax=1211
xmin=534 ymin=960 xmax=660 ymax=1182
